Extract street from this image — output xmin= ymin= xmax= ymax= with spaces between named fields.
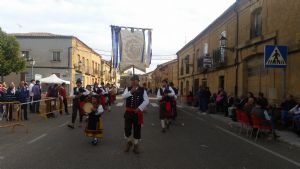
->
xmin=0 ymin=96 xmax=300 ymax=169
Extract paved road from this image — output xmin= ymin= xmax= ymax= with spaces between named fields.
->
xmin=0 ymin=97 xmax=300 ymax=169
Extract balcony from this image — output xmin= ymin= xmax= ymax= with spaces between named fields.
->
xmin=212 ymin=49 xmax=226 ymax=68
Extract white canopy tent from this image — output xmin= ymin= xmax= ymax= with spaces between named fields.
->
xmin=39 ymin=74 xmax=70 ymax=84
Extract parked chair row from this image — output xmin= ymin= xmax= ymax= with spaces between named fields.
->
xmin=235 ymin=109 xmax=273 ymax=141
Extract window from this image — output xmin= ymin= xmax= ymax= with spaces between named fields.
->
xmin=219 ymin=76 xmax=225 ymax=89
xmin=21 ymin=51 xmax=30 ymax=60
xmin=180 ymin=59 xmax=184 ymax=75
xmin=53 ymin=51 xmax=61 ymax=61
xmin=251 ymin=8 xmax=262 ymax=38
xmin=204 ymin=43 xmax=208 ymax=56
xmin=185 ymin=55 xmax=190 ymax=74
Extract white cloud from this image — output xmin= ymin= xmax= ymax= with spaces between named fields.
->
xmin=0 ymin=0 xmax=236 ymax=72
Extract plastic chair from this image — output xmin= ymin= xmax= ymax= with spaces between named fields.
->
xmin=251 ymin=113 xmax=273 ymax=141
xmin=240 ymin=111 xmax=251 ymax=137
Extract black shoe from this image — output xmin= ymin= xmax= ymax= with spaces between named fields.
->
xmin=124 ymin=141 xmax=133 ymax=152
xmin=133 ymin=144 xmax=140 ymax=154
xmin=161 ymin=128 xmax=166 ymax=133
xmin=68 ymin=124 xmax=74 ymax=129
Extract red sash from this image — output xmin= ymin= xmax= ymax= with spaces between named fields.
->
xmin=100 ymin=95 xmax=106 ymax=106
xmin=126 ymin=107 xmax=144 ymax=125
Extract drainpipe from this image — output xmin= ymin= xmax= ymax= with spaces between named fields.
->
xmin=234 ymin=1 xmax=239 ymax=98
xmin=68 ymin=46 xmax=73 ymax=94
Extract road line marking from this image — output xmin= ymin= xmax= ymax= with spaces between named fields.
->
xmin=215 ymin=125 xmax=300 ymax=167
xmin=58 ymin=121 xmax=69 ymax=128
xmin=27 ymin=133 xmax=47 ymax=144
xmin=116 ymin=102 xmax=124 ymax=107
xmin=151 ymin=103 xmax=158 ymax=107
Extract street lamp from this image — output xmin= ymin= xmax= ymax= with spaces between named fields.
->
xmin=220 ymin=36 xmax=235 ymax=52
xmin=28 ymin=57 xmax=36 ymax=80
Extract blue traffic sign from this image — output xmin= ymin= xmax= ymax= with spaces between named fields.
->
xmin=264 ymin=45 xmax=288 ymax=68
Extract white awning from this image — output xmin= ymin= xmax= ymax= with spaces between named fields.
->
xmin=39 ymin=74 xmax=70 ymax=84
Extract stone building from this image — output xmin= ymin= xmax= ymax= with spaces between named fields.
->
xmin=4 ymin=32 xmax=102 ymax=93
xmin=177 ymin=0 xmax=300 ymax=103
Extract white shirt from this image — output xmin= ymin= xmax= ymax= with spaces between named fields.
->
xmin=70 ymin=87 xmax=90 ymax=98
xmin=122 ymin=87 xmax=149 ymax=111
xmin=29 ymin=83 xmax=34 ymax=97
xmin=157 ymin=86 xmax=176 ymax=101
xmin=290 ymin=105 xmax=300 ymax=115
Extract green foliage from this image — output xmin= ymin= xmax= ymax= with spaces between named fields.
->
xmin=0 ymin=27 xmax=26 ymax=77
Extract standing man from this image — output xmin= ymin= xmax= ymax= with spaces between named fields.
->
xmin=16 ymin=81 xmax=29 ymax=120
xmin=157 ymin=79 xmax=176 ymax=132
xmin=28 ymin=79 xmax=35 ymax=113
xmin=68 ymin=78 xmax=89 ymax=129
xmin=59 ymin=82 xmax=69 ymax=115
xmin=122 ymin=75 xmax=149 ymax=154
xmin=32 ymin=80 xmax=41 ymax=114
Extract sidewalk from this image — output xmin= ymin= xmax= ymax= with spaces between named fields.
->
xmin=178 ymin=103 xmax=300 ymax=148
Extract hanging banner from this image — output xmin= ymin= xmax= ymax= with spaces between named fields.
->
xmin=119 ymin=29 xmax=145 ymax=72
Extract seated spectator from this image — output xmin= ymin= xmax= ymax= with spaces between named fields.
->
xmin=257 ymin=92 xmax=268 ymax=110
xmin=288 ymin=100 xmax=300 ymax=136
xmin=240 ymin=92 xmax=255 ymax=107
xmin=280 ymin=94 xmax=297 ymax=127
xmin=243 ymin=97 xmax=255 ymax=115
xmin=251 ymin=102 xmax=279 ymax=140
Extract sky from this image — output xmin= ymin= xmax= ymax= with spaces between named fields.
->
xmin=0 ymin=0 xmax=236 ymax=73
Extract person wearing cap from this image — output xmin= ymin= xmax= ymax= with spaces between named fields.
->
xmin=157 ymin=79 xmax=176 ymax=133
xmin=122 ymin=75 xmax=149 ymax=154
xmin=68 ymin=78 xmax=90 ymax=129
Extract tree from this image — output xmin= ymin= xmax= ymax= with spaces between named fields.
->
xmin=0 ymin=28 xmax=26 ymax=81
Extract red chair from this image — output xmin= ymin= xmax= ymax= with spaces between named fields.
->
xmin=240 ymin=111 xmax=251 ymax=137
xmin=251 ymin=113 xmax=273 ymax=141
xmin=235 ymin=109 xmax=251 ymax=136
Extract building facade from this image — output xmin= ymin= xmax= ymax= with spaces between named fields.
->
xmin=177 ymin=0 xmax=300 ymax=103
xmin=151 ymin=59 xmax=178 ymax=92
xmin=4 ymin=33 xmax=103 ymax=93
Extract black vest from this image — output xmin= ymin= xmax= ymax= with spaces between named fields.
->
xmin=160 ymin=86 xmax=173 ymax=102
xmin=126 ymin=86 xmax=144 ymax=109
xmin=73 ymin=87 xmax=85 ymax=102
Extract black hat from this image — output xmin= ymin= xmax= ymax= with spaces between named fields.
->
xmin=76 ymin=78 xmax=82 ymax=84
xmin=130 ymin=75 xmax=139 ymax=81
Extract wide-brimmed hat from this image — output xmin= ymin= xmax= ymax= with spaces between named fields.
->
xmin=76 ymin=78 xmax=82 ymax=84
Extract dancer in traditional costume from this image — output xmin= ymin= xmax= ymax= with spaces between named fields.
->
xmin=157 ymin=79 xmax=176 ymax=133
xmin=83 ymin=95 xmax=104 ymax=145
xmin=68 ymin=78 xmax=89 ymax=129
xmin=122 ymin=75 xmax=149 ymax=154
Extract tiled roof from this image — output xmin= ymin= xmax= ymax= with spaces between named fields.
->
xmin=10 ymin=32 xmax=73 ymax=38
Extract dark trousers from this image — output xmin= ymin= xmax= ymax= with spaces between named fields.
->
xmin=60 ymin=98 xmax=68 ymax=114
xmin=32 ymin=100 xmax=40 ymax=114
xmin=29 ymin=97 xmax=34 ymax=113
xmin=124 ymin=111 xmax=141 ymax=139
xmin=72 ymin=102 xmax=83 ymax=123
xmin=21 ymin=104 xmax=28 ymax=120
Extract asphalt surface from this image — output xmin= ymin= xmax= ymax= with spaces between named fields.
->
xmin=0 ymin=96 xmax=300 ymax=169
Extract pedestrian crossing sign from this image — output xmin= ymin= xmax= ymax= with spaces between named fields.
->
xmin=264 ymin=45 xmax=288 ymax=68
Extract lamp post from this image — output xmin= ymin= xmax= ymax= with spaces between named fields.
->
xmin=28 ymin=57 xmax=36 ymax=80
xmin=220 ymin=35 xmax=238 ymax=97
